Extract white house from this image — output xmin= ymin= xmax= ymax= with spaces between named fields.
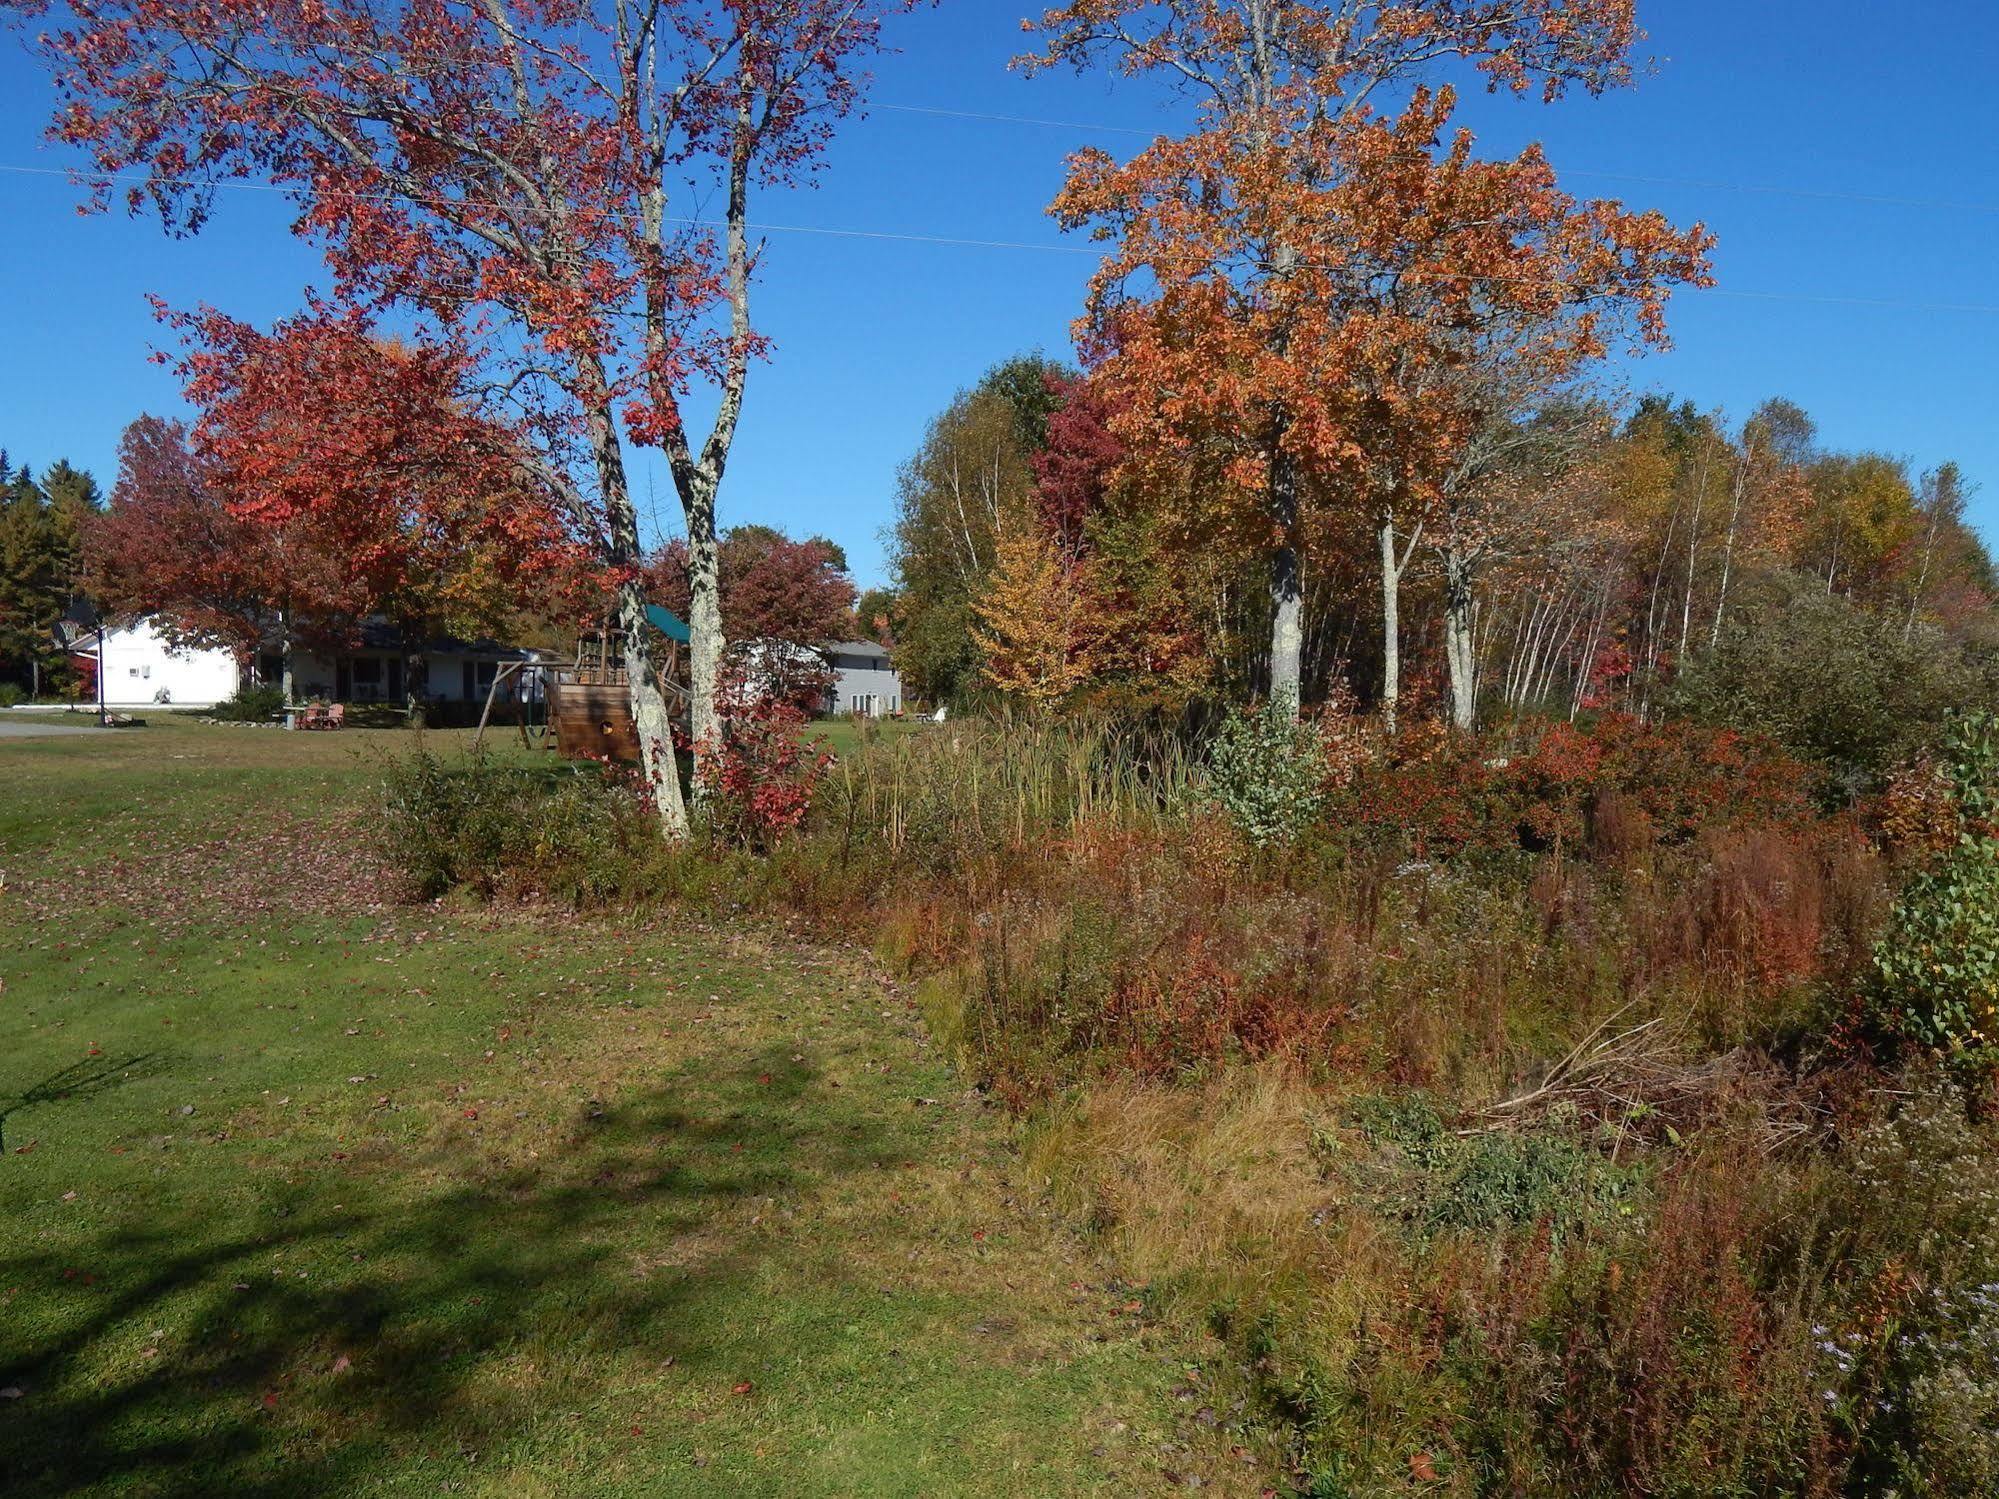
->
xmin=66 ymin=617 xmax=238 ymax=708
xmin=822 ymin=640 xmax=902 ymax=717
xmin=64 ymin=614 xmax=541 ymax=712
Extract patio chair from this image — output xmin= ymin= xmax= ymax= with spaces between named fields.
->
xmin=325 ymin=703 xmax=346 ymax=730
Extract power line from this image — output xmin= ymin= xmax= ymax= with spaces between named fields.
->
xmin=5 ymin=159 xmax=1999 ymax=315
xmin=0 ymin=160 xmax=1101 ymax=254
xmin=871 ymin=101 xmax=1999 ymax=217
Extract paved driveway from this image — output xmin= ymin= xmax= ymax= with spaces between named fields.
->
xmin=0 ymin=718 xmax=106 ymax=739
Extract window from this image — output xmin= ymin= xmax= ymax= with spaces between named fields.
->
xmin=350 ymin=656 xmax=384 ymax=702
xmin=460 ymin=660 xmax=498 ymax=701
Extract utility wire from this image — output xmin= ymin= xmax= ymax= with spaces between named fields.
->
xmin=4 ymin=159 xmax=1998 ymax=315
xmin=870 ymin=102 xmax=1999 ymax=217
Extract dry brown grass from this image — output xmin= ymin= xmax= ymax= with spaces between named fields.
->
xmin=1024 ymin=1065 xmax=1337 ymax=1319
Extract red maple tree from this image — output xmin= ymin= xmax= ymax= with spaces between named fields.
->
xmin=647 ymin=524 xmax=857 ymax=648
xmin=171 ymin=306 xmax=589 ymax=684
xmin=86 ymin=415 xmax=357 ymax=683
xmin=1031 ymin=374 xmax=1125 ymax=558
xmin=17 ymin=0 xmax=908 ymax=833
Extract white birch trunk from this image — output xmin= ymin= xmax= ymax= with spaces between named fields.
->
xmin=1379 ymin=515 xmax=1401 ymax=733
xmin=1442 ymin=543 xmax=1477 ymax=733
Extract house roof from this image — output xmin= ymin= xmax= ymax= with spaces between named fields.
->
xmin=57 ymin=609 xmax=542 ymax=660
xmin=822 ymin=640 xmax=891 ymax=659
xmin=301 ymin=617 xmax=539 ymax=659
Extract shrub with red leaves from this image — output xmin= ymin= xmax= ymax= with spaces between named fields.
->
xmin=1338 ymin=713 xmax=1816 ymax=861
xmin=695 ymin=668 xmax=831 ymax=851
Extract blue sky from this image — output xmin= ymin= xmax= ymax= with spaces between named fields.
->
xmin=2 ymin=0 xmax=1996 ymax=589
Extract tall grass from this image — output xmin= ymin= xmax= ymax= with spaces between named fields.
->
xmin=368 ymin=713 xmax=1999 ymax=1493
xmin=818 ymin=717 xmax=1200 ymax=869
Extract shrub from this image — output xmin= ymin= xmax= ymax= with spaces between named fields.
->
xmin=1871 ymin=711 xmax=1999 ymax=1069
xmin=1341 ymin=1092 xmax=1642 ymax=1238
xmin=207 ymin=683 xmax=286 ymax=722
xmin=0 ymin=682 xmax=24 ymax=708
xmin=1203 ymin=701 xmax=1330 ymax=847
xmin=696 ymin=671 xmax=830 ymax=851
xmin=1335 ymin=713 xmax=1815 ymax=864
xmin=373 ymin=744 xmax=671 ymax=904
xmin=1666 ymin=575 xmax=1992 ymax=802
xmin=1828 ymin=1076 xmax=1999 ymax=1493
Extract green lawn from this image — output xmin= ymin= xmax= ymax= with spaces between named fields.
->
xmin=0 ymin=720 xmax=1267 ymax=1497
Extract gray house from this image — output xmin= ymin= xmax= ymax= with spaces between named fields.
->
xmin=822 ymin=640 xmax=902 ymax=717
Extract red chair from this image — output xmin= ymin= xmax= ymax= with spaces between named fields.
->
xmin=324 ymin=703 xmax=346 ymax=730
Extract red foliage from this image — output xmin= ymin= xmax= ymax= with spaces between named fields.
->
xmin=1031 ymin=374 xmax=1124 ymax=557
xmin=172 ymin=307 xmax=591 ymax=630
xmin=694 ymin=668 xmax=831 ymax=851
xmin=647 ymin=525 xmax=856 ymax=647
xmin=86 ymin=415 xmax=354 ymax=658
xmin=1341 ymin=714 xmax=1816 ymax=861
xmin=1092 ymin=931 xmax=1349 ymax=1080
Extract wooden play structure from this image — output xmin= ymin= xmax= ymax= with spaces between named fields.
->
xmin=538 ymin=606 xmax=693 ymax=763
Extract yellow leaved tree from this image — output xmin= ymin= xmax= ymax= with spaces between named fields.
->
xmin=971 ymin=525 xmax=1099 ymax=713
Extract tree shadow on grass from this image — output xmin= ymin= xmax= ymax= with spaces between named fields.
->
xmin=1 ymin=1054 xmax=168 ymax=1154
xmin=0 ymin=1048 xmax=916 ymax=1498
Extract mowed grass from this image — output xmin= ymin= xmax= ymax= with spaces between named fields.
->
xmin=0 ymin=720 xmax=1267 ymax=1497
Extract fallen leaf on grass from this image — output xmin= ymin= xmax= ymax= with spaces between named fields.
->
xmin=731 ymin=1382 xmax=754 ymax=1396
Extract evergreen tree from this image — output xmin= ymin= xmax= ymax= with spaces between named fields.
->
xmin=42 ymin=458 xmax=105 ymax=594
xmin=0 ymin=452 xmax=101 ymax=695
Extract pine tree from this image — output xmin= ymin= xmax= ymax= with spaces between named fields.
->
xmin=0 ymin=472 xmax=64 ymax=694
xmin=0 ymin=455 xmax=100 ymax=694
xmin=42 ymin=458 xmax=105 ymax=595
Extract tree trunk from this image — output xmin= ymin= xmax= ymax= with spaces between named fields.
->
xmin=1710 ymin=440 xmax=1753 ymax=651
xmin=279 ymin=610 xmax=294 ymax=704
xmin=1678 ymin=438 xmax=1713 ymax=663
xmin=683 ymin=476 xmax=725 ymax=779
xmin=1905 ymin=477 xmax=1946 ymax=643
xmin=404 ymin=651 xmax=428 ymax=728
xmin=1442 ymin=543 xmax=1477 ymax=734
xmin=1378 ymin=515 xmax=1401 ymax=734
xmin=1267 ymin=442 xmax=1303 ymax=714
xmin=615 ymin=575 xmax=690 ymax=836
xmin=579 ymin=355 xmax=690 ymax=840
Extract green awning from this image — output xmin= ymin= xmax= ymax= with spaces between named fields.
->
xmin=644 ymin=604 xmax=691 ymax=644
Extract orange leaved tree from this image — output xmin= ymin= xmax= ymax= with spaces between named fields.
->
xmin=1023 ymin=0 xmax=1710 ymax=717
